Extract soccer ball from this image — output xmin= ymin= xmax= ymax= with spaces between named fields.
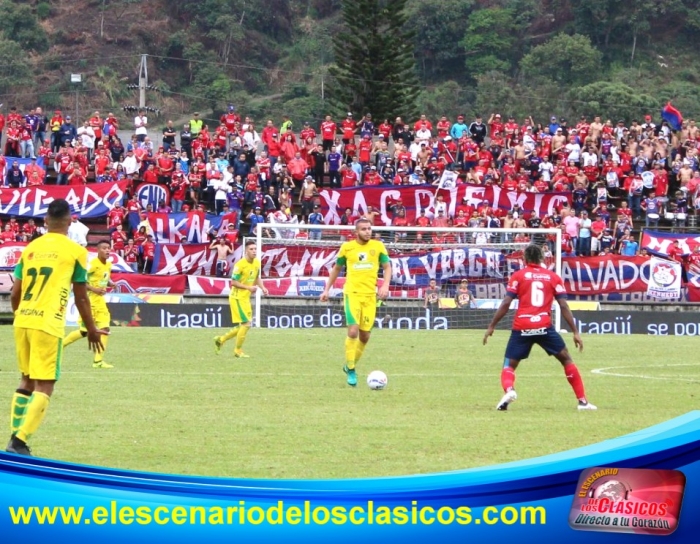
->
xmin=367 ymin=370 xmax=388 ymax=390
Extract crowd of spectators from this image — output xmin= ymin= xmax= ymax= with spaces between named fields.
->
xmin=2 ymin=104 xmax=700 ymax=266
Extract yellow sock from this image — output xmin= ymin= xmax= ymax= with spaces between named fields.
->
xmin=345 ymin=337 xmax=358 ymax=370
xmin=355 ymin=341 xmax=367 ymax=365
xmin=235 ymin=326 xmax=249 ymax=351
xmin=94 ymin=334 xmax=109 ymax=363
xmin=63 ymin=330 xmax=84 ymax=347
xmin=220 ymin=326 xmax=239 ymax=344
xmin=15 ymin=392 xmax=50 ymax=443
xmin=10 ymin=390 xmax=31 ymax=435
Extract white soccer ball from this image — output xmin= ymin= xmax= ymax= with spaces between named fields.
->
xmin=367 ymin=370 xmax=388 ymax=390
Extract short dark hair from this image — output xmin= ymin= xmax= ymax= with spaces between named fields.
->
xmin=355 ymin=218 xmax=371 ymax=228
xmin=524 ymin=244 xmax=544 ymax=265
xmin=96 ymin=239 xmax=111 ymax=247
xmin=245 ymin=240 xmax=256 ymax=248
xmin=47 ymin=199 xmax=71 ymax=221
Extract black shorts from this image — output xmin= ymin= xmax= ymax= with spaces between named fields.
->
xmin=505 ymin=326 xmax=566 ymax=361
xmin=322 ymin=139 xmax=334 ymax=152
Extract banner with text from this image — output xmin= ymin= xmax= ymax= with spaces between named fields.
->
xmin=0 ymin=242 xmax=133 ymax=273
xmin=0 ymin=180 xmax=129 ymax=218
xmin=152 ymin=243 xmax=221 ymax=276
xmin=128 ymin=211 xmax=238 ymax=243
xmin=646 ymin=257 xmax=683 ymax=299
xmin=318 ymin=184 xmax=571 ymax=225
xmin=111 ymin=273 xmax=186 ymax=294
xmin=641 ymin=230 xmax=700 ymax=256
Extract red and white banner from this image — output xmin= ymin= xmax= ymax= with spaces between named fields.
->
xmin=1 ymin=242 xmax=135 ymax=273
xmin=152 ymin=243 xmax=227 ymax=276
xmin=646 ymin=257 xmax=683 ymax=300
xmin=111 ymin=273 xmax=186 ymax=294
xmin=0 ymin=180 xmax=129 ymax=218
xmin=128 ymin=211 xmax=238 ymax=243
xmin=318 ymin=184 xmax=571 ymax=225
xmin=0 ymin=271 xmax=14 ymax=293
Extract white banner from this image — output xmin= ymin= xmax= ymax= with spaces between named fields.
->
xmin=646 ymin=257 xmax=682 ymax=299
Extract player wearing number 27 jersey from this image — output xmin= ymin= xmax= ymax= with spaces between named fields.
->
xmin=483 ymin=245 xmax=596 ymax=412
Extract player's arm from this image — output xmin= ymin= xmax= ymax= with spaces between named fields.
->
xmin=557 ymin=297 xmax=583 ymax=351
xmin=10 ymin=277 xmax=22 ymax=313
xmin=255 ymin=270 xmax=268 ymax=296
xmin=483 ymin=294 xmax=514 ymax=345
xmin=320 ymin=263 xmax=342 ymax=302
xmin=378 ymin=258 xmax=391 ymax=300
xmin=231 ymin=278 xmax=256 ymax=293
xmin=73 ymin=283 xmax=107 ymax=353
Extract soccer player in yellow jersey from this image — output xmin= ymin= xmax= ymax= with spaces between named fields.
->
xmin=320 ymin=218 xmax=391 ymax=386
xmin=214 ymin=240 xmax=268 ymax=358
xmin=7 ymin=199 xmax=106 ymax=456
xmin=64 ymin=240 xmax=115 ymax=368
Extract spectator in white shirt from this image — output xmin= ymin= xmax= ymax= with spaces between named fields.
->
xmin=242 ymin=126 xmax=260 ymax=149
xmin=67 ymin=215 xmax=89 ymax=247
xmin=122 ymin=149 xmax=140 ymax=176
xmin=134 ymin=110 xmax=148 ymax=142
xmin=538 ymin=158 xmax=554 ymax=182
xmin=77 ymin=122 xmax=95 ymax=160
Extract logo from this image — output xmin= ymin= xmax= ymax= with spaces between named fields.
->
xmin=358 ymin=252 xmax=367 ymax=262
xmin=297 ymin=279 xmax=326 ymax=297
xmin=650 ymin=261 xmax=677 ymax=288
xmin=136 ymin=183 xmax=170 ymax=211
xmin=569 ymin=467 xmax=685 ymax=536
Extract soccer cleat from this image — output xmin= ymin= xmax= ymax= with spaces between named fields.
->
xmin=343 ymin=365 xmax=357 ymax=387
xmin=6 ymin=435 xmax=32 ymax=456
xmin=496 ymin=390 xmax=517 ymax=411
xmin=214 ymin=336 xmax=223 ymax=355
xmin=234 ymin=350 xmax=250 ymax=358
xmin=93 ymin=361 xmax=114 ymax=369
xmin=578 ymin=400 xmax=598 ymax=411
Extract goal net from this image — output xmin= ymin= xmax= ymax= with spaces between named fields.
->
xmin=252 ymin=224 xmax=562 ymax=332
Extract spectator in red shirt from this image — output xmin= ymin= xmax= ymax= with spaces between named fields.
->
xmin=141 ymin=234 xmax=156 ymax=273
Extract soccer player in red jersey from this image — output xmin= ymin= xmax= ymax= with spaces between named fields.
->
xmin=483 ymin=244 xmax=596 ymax=411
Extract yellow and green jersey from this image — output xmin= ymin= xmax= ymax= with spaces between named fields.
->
xmin=337 ymin=239 xmax=390 ymax=296
xmin=13 ymin=233 xmax=88 ymax=338
xmin=87 ymin=257 xmax=112 ymax=305
xmin=230 ymin=257 xmax=261 ymax=301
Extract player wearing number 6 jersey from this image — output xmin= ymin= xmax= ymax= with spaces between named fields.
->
xmin=483 ymin=244 xmax=596 ymax=411
xmin=7 ymin=199 xmax=107 ymax=456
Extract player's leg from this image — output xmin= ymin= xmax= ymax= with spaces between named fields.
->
xmin=542 ymin=328 xmax=596 ymax=410
xmin=63 ymin=329 xmax=86 ymax=347
xmin=497 ymin=331 xmax=532 ymax=410
xmin=9 ymin=328 xmax=33 ymax=438
xmin=215 ymin=301 xmax=242 ymax=354
xmin=234 ymin=300 xmax=252 ymax=358
xmin=91 ymin=306 xmax=113 ymax=369
xmin=354 ymin=295 xmax=376 ymax=367
xmin=342 ymin=295 xmax=361 ymax=386
xmin=7 ymin=330 xmax=61 ymax=455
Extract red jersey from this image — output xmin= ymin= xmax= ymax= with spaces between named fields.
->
xmin=341 ymin=169 xmax=357 ymax=188
xmin=506 ymin=264 xmax=566 ymax=330
xmin=107 ymin=208 xmax=125 ymax=229
xmin=341 ymin=120 xmax=356 ymax=140
xmin=142 ymin=241 xmax=156 ymax=259
xmin=320 ymin=121 xmax=337 ymax=140
xmin=300 ymin=127 xmax=316 ymax=141
xmin=124 ymin=245 xmax=139 ymax=263
xmin=359 ymin=139 xmax=372 ymax=162
xmin=111 ymin=230 xmax=127 ymax=251
xmin=378 ymin=123 xmax=392 ymax=140
xmin=221 ymin=113 xmax=239 ymax=131
xmin=436 ymin=120 xmax=451 ymax=138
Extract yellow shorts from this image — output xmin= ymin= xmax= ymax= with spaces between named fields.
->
xmin=230 ymin=298 xmax=252 ymax=324
xmin=79 ymin=302 xmax=111 ymax=331
xmin=344 ymin=294 xmax=377 ymax=332
xmin=14 ymin=327 xmax=63 ymax=381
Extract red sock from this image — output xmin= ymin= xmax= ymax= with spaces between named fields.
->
xmin=501 ymin=367 xmax=515 ymax=392
xmin=564 ymin=363 xmax=586 ymax=401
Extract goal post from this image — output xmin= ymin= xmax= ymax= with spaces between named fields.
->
xmin=253 ymin=224 xmax=562 ymax=332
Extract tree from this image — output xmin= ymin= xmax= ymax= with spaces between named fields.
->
xmin=520 ymin=34 xmax=602 ymax=87
xmin=460 ymin=8 xmax=517 ymax=76
xmin=0 ymin=38 xmax=32 ymax=96
xmin=474 ymin=72 xmax=519 ymax=119
xmin=405 ymin=0 xmax=475 ymax=80
xmin=569 ymin=81 xmax=659 ymax=122
xmin=0 ymin=1 xmax=49 ymax=52
xmin=329 ymin=0 xmax=419 ymax=121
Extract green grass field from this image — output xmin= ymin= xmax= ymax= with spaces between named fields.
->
xmin=0 ymin=327 xmax=695 ymax=479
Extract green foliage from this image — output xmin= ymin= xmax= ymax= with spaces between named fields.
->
xmin=656 ymin=82 xmax=700 ymax=119
xmin=36 ymin=2 xmax=52 ymax=19
xmin=0 ymin=38 xmax=32 ymax=95
xmin=0 ymin=0 xmax=49 ymax=52
xmin=417 ymin=81 xmax=474 ymax=120
xmin=461 ymin=8 xmax=517 ymax=76
xmin=405 ymin=0 xmax=475 ymax=80
xmin=330 ymin=0 xmax=419 ymax=121
xmin=520 ymin=34 xmax=603 ymax=86
xmin=569 ymin=81 xmax=659 ymax=123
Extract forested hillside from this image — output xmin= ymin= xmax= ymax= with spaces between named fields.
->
xmin=1 ymin=0 xmax=700 ymax=124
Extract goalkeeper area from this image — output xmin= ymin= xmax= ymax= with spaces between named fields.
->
xmin=0 ymin=327 xmax=695 ymax=479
